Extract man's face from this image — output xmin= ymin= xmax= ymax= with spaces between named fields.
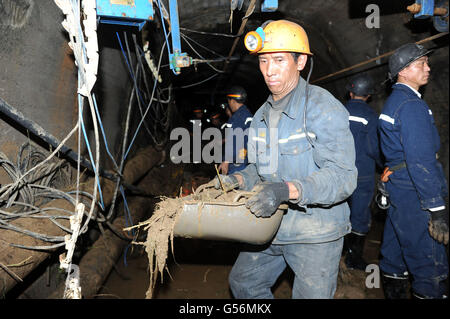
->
xmin=399 ymin=56 xmax=431 ymax=88
xmin=227 ymin=98 xmax=238 ymax=113
xmin=258 ymin=52 xmax=307 ymax=100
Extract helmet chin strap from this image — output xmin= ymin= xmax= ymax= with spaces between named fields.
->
xmin=303 ymin=56 xmax=314 ymax=146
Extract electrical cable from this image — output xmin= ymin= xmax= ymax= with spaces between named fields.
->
xmin=156 ymin=0 xmax=178 ymax=76
xmin=135 ymin=45 xmax=171 ymax=104
xmin=123 ymin=32 xmax=158 ymax=139
xmin=180 ymin=32 xmax=226 ymax=58
xmin=123 ymin=39 xmax=166 ymax=160
xmin=78 ymin=98 xmax=105 ymax=211
xmin=180 ymin=27 xmax=240 ymax=38
xmin=178 ymin=73 xmax=219 ymax=89
xmin=117 ymin=31 xmax=167 ymax=146
xmin=180 ymin=34 xmax=225 ymax=73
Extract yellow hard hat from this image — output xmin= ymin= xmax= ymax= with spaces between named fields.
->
xmin=244 ymin=20 xmax=312 ymax=55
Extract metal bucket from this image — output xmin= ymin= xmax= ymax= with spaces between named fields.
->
xmin=173 ymin=189 xmax=286 ymax=245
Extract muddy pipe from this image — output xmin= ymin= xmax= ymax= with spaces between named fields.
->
xmin=47 ymin=172 xmax=158 ymax=299
xmin=0 ymin=145 xmax=164 ymax=295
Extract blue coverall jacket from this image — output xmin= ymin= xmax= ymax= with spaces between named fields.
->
xmin=379 ymin=83 xmax=447 ymax=209
xmin=345 ymin=99 xmax=381 ymax=234
xmin=236 ymin=77 xmax=357 ymax=244
xmin=224 ymin=105 xmax=253 ymax=174
xmin=378 ymin=83 xmax=448 ymax=298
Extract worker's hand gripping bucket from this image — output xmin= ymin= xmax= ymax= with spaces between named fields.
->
xmin=173 ymin=182 xmax=287 ymax=245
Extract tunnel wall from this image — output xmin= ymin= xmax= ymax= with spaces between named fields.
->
xmin=0 ymin=0 xmax=134 ymax=184
xmin=0 ymin=0 xmax=78 ymax=164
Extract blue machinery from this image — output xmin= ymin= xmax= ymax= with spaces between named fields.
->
xmin=407 ymin=0 xmax=449 ymax=32
xmin=167 ymin=0 xmax=190 ymax=75
xmin=96 ymin=0 xmax=191 ymax=74
xmin=96 ymin=0 xmax=154 ymax=30
xmin=96 ymin=0 xmax=280 ymax=74
xmin=261 ymin=0 xmax=278 ymax=12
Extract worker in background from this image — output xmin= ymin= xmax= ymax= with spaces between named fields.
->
xmin=343 ymin=73 xmax=382 ymax=271
xmin=213 ymin=20 xmax=357 ymax=298
xmin=217 ymin=103 xmax=232 ymax=162
xmin=218 ymin=101 xmax=233 ymax=123
xmin=189 ymin=105 xmax=204 ymax=133
xmin=217 ymin=86 xmax=253 ymax=175
xmin=206 ymin=108 xmax=223 ymax=129
xmin=378 ymin=43 xmax=448 ymax=299
xmin=188 ymin=105 xmax=205 ymax=164
xmin=204 ymin=107 xmax=228 ymax=168
xmin=224 ymin=102 xmax=232 ymax=120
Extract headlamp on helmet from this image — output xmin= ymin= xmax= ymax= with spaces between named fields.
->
xmin=244 ymin=20 xmax=312 ymax=55
xmin=244 ymin=27 xmax=265 ymax=53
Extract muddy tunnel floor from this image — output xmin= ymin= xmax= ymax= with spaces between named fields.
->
xmin=96 ymin=208 xmax=388 ymax=299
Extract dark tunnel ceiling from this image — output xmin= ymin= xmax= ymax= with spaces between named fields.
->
xmin=113 ymin=0 xmax=440 ymax=113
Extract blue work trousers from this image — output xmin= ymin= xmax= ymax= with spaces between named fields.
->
xmin=379 ymin=181 xmax=448 ymax=298
xmin=229 ymin=238 xmax=343 ymax=299
xmin=348 ymin=179 xmax=374 ymax=234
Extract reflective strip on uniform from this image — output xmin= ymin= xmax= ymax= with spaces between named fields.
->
xmin=429 ymin=206 xmax=445 ymax=212
xmin=221 ymin=123 xmax=232 ymax=130
xmin=279 ymin=132 xmax=316 ymax=144
xmin=379 ymin=114 xmax=395 ymax=124
xmin=245 ymin=117 xmax=253 ymax=125
xmin=190 ymin=120 xmax=202 ymax=126
xmin=349 ymin=116 xmax=368 ymax=125
xmin=428 ymin=109 xmax=433 ymax=115
xmin=252 ymin=137 xmax=266 ymax=143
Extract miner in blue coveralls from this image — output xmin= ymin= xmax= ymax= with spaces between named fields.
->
xmin=343 ymin=73 xmax=382 ymax=270
xmin=188 ymin=105 xmax=206 ymax=164
xmin=212 ymin=20 xmax=357 ymax=299
xmin=217 ymin=86 xmax=253 ymax=175
xmin=378 ymin=43 xmax=448 ymax=299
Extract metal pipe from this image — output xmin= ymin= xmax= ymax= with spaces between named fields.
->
xmin=311 ymin=32 xmax=449 ymax=84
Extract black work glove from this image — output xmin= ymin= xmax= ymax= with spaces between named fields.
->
xmin=246 ymin=182 xmax=289 ymax=218
xmin=428 ymin=208 xmax=449 ymax=245
xmin=212 ymin=174 xmax=240 ymax=191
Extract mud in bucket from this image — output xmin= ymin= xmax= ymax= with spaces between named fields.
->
xmin=173 ymin=183 xmax=287 ymax=245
